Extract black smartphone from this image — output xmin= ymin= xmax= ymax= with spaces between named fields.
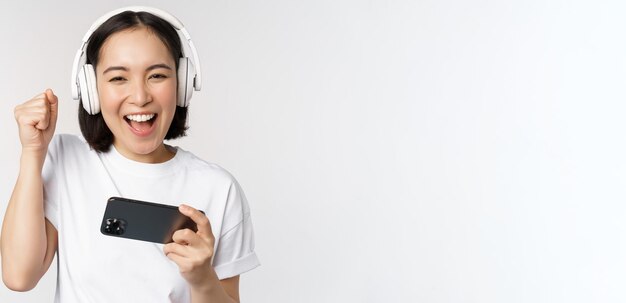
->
xmin=100 ymin=197 xmax=199 ymax=244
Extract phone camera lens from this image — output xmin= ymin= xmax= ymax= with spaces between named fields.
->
xmin=105 ymin=218 xmax=126 ymax=235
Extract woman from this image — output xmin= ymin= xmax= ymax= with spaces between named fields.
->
xmin=1 ymin=7 xmax=259 ymax=303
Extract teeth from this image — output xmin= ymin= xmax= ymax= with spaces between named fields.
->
xmin=126 ymin=114 xmax=155 ymax=122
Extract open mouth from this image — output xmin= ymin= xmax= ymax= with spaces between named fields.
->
xmin=124 ymin=113 xmax=158 ymax=134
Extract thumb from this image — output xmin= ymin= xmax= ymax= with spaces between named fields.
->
xmin=45 ymin=89 xmax=59 ymax=131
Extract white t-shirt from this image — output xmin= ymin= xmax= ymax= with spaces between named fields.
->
xmin=42 ymin=134 xmax=260 ymax=303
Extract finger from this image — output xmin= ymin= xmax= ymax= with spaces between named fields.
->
xmin=30 ymin=92 xmax=46 ymax=101
xmin=165 ymin=250 xmax=186 ymax=264
xmin=45 ymin=89 xmax=57 ymax=106
xmin=20 ymin=95 xmax=48 ymax=110
xmin=45 ymin=89 xmax=58 ymax=131
xmin=164 ymin=252 xmax=194 ymax=273
xmin=27 ymin=92 xmax=51 ymax=130
xmin=179 ymin=205 xmax=213 ymax=238
xmin=15 ymin=102 xmax=48 ymax=127
xmin=163 ymin=242 xmax=190 ymax=257
xmin=16 ymin=111 xmax=48 ymax=129
xmin=172 ymin=228 xmax=203 ymax=246
xmin=34 ymin=101 xmax=51 ymax=131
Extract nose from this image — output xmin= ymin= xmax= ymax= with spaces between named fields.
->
xmin=128 ymin=80 xmax=152 ymax=107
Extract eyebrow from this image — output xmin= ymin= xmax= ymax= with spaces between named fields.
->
xmin=102 ymin=63 xmax=173 ymax=74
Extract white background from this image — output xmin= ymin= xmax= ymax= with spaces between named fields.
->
xmin=1 ymin=0 xmax=626 ymax=302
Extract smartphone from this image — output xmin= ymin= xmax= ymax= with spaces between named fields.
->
xmin=100 ymin=196 xmax=200 ymax=244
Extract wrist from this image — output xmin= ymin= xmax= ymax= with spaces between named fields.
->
xmin=188 ymin=267 xmax=227 ymax=300
xmin=20 ymin=149 xmax=47 ymax=171
xmin=189 ymin=269 xmax=220 ymax=293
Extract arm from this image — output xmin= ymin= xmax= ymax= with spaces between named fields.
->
xmin=1 ymin=89 xmax=59 ymax=291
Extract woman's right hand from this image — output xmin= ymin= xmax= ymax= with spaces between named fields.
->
xmin=14 ymin=89 xmax=58 ymax=155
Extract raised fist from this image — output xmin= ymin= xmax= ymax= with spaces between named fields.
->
xmin=14 ymin=89 xmax=59 ymax=154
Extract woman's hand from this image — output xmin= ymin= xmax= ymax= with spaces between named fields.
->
xmin=14 ymin=89 xmax=58 ymax=155
xmin=163 ymin=204 xmax=216 ymax=288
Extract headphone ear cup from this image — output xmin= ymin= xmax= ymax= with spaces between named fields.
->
xmin=177 ymin=57 xmax=195 ymax=107
xmin=78 ymin=64 xmax=100 ymax=114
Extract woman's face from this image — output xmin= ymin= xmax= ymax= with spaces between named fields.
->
xmin=96 ymin=27 xmax=177 ymax=163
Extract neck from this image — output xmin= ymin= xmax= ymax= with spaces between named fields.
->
xmin=112 ymin=142 xmax=176 ymax=164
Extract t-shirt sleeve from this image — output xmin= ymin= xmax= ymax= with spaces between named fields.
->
xmin=212 ymin=179 xmax=260 ymax=279
xmin=42 ymin=135 xmax=62 ymax=229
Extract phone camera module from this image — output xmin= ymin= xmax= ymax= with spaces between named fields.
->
xmin=104 ymin=218 xmax=127 ymax=235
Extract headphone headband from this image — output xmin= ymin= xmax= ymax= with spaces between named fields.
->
xmin=81 ymin=7 xmax=184 ymax=42
xmin=71 ymin=6 xmax=202 ymax=101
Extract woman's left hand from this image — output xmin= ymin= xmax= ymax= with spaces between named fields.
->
xmin=163 ymin=204 xmax=216 ymax=288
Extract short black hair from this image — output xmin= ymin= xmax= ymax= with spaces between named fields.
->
xmin=78 ymin=11 xmax=188 ymax=153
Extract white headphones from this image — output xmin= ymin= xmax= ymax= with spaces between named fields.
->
xmin=70 ymin=6 xmax=202 ymax=115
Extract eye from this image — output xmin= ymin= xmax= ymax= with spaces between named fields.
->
xmin=149 ymin=74 xmax=168 ymax=79
xmin=108 ymin=76 xmax=126 ymax=82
